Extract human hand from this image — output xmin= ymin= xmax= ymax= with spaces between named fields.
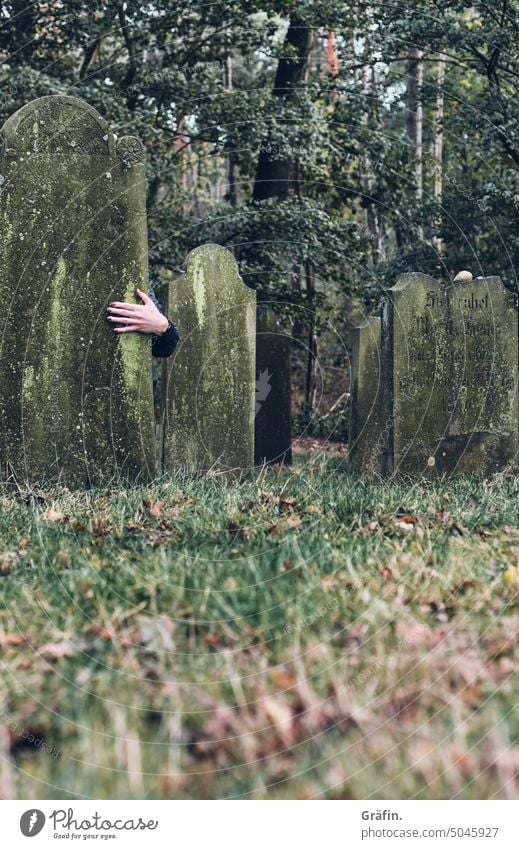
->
xmin=107 ymin=288 xmax=169 ymax=335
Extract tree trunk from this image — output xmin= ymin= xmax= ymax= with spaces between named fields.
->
xmin=360 ymin=63 xmax=381 ymax=264
xmin=432 ymin=52 xmax=446 ymax=254
xmin=304 ymin=262 xmax=318 ymax=417
xmin=406 ymin=46 xmax=424 ymax=209
xmin=252 ymin=17 xmax=314 ymax=201
xmin=223 ymin=51 xmax=238 ymax=206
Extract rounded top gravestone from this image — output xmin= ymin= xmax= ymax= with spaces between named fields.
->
xmin=162 ymin=244 xmax=256 ymax=473
xmin=0 ymin=95 xmax=156 ymax=486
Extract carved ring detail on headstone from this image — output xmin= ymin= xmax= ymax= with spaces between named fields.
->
xmin=116 ymin=136 xmax=146 ymax=167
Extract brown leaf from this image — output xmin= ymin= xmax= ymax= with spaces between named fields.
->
xmin=144 ymin=499 xmax=165 ymax=518
xmin=90 ymin=624 xmax=116 ymax=640
xmin=263 ymin=696 xmax=294 ymax=743
xmin=283 ymin=515 xmax=302 ymax=528
xmin=0 ymin=631 xmax=26 ymax=648
xmin=321 ymin=575 xmax=337 ymax=590
xmin=394 ymin=520 xmax=416 ymax=532
xmin=279 ymin=497 xmax=297 ymax=510
xmin=0 ymin=551 xmax=18 ymax=574
xmin=39 ymin=640 xmax=75 ymax=659
xmin=44 ymin=509 xmax=68 ymax=523
xmin=90 ymin=517 xmax=112 ymax=537
xmin=228 ymin=522 xmax=250 ymax=542
xmin=272 ymin=669 xmax=297 ymax=689
xmin=136 ymin=616 xmax=175 ymax=652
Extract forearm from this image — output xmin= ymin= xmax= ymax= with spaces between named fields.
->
xmin=151 ymin=321 xmax=180 ymax=358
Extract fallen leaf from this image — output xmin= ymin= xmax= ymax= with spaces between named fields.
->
xmin=44 ymin=509 xmax=67 ymax=523
xmin=263 ymin=696 xmax=293 ymax=742
xmin=0 ymin=551 xmax=18 ymax=574
xmin=90 ymin=517 xmax=112 ymax=537
xmin=136 ymin=616 xmax=175 ymax=651
xmin=503 ymin=566 xmax=519 ymax=587
xmin=0 ymin=631 xmax=26 ymax=648
xmin=90 ymin=624 xmax=116 ymax=640
xmin=279 ymin=497 xmax=297 ymax=510
xmin=322 ymin=576 xmax=336 ymax=590
xmin=272 ymin=669 xmax=297 ymax=689
xmin=145 ymin=499 xmax=165 ymax=518
xmin=39 ymin=640 xmax=75 ymax=659
xmin=228 ymin=522 xmax=250 ymax=541
xmin=394 ymin=520 xmax=416 ymax=532
xmin=283 ymin=515 xmax=302 ymax=528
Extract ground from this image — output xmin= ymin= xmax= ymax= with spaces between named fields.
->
xmin=0 ymin=447 xmax=518 ymax=800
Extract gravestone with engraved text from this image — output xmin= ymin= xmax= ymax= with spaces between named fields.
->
xmin=381 ymin=273 xmax=518 ymax=476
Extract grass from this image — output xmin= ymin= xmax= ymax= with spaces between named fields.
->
xmin=0 ymin=448 xmax=518 ymax=799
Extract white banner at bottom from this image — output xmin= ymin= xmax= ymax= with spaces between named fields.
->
xmin=2 ymin=800 xmax=518 ymax=848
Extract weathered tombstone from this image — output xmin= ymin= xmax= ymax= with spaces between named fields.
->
xmin=444 ymin=275 xmax=518 ymax=474
xmin=382 ymin=273 xmax=518 ymax=477
xmin=162 ymin=244 xmax=256 ymax=473
xmin=254 ymin=305 xmax=292 ymax=465
xmin=0 ymin=95 xmax=156 ymax=486
xmin=382 ymin=274 xmax=447 ymax=477
xmin=349 ymin=315 xmax=382 ymax=475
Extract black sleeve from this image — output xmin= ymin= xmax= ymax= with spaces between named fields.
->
xmin=151 ymin=322 xmax=180 ymax=358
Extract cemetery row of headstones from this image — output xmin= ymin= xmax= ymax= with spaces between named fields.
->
xmin=349 ymin=272 xmax=519 ymax=477
xmin=0 ymin=95 xmax=292 ymax=486
xmin=4 ymin=95 xmax=515 ymax=486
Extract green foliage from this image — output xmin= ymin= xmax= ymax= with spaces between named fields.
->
xmin=3 ymin=0 xmax=519 ymax=398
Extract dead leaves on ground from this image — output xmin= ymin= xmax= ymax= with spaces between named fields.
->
xmin=190 ymin=665 xmax=360 ymax=769
xmin=44 ymin=508 xmax=68 ymax=523
xmin=39 ymin=639 xmax=75 ymax=660
xmin=360 ymin=507 xmax=487 ymax=540
xmin=227 ymin=491 xmax=319 ymax=543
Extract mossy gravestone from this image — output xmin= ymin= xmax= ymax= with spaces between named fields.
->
xmin=254 ymin=306 xmax=292 ymax=465
xmin=446 ymin=276 xmax=518 ymax=473
xmin=163 ymin=245 xmax=256 ymax=472
xmin=349 ymin=315 xmax=382 ymax=475
xmin=0 ymin=95 xmax=156 ymax=486
xmin=382 ymin=273 xmax=518 ymax=477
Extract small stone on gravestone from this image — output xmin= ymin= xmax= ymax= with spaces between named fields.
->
xmin=382 ymin=273 xmax=518 ymax=477
xmin=163 ymin=244 xmax=256 ymax=473
xmin=254 ymin=305 xmax=292 ymax=465
xmin=0 ymin=95 xmax=156 ymax=486
xmin=349 ymin=315 xmax=382 ymax=475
